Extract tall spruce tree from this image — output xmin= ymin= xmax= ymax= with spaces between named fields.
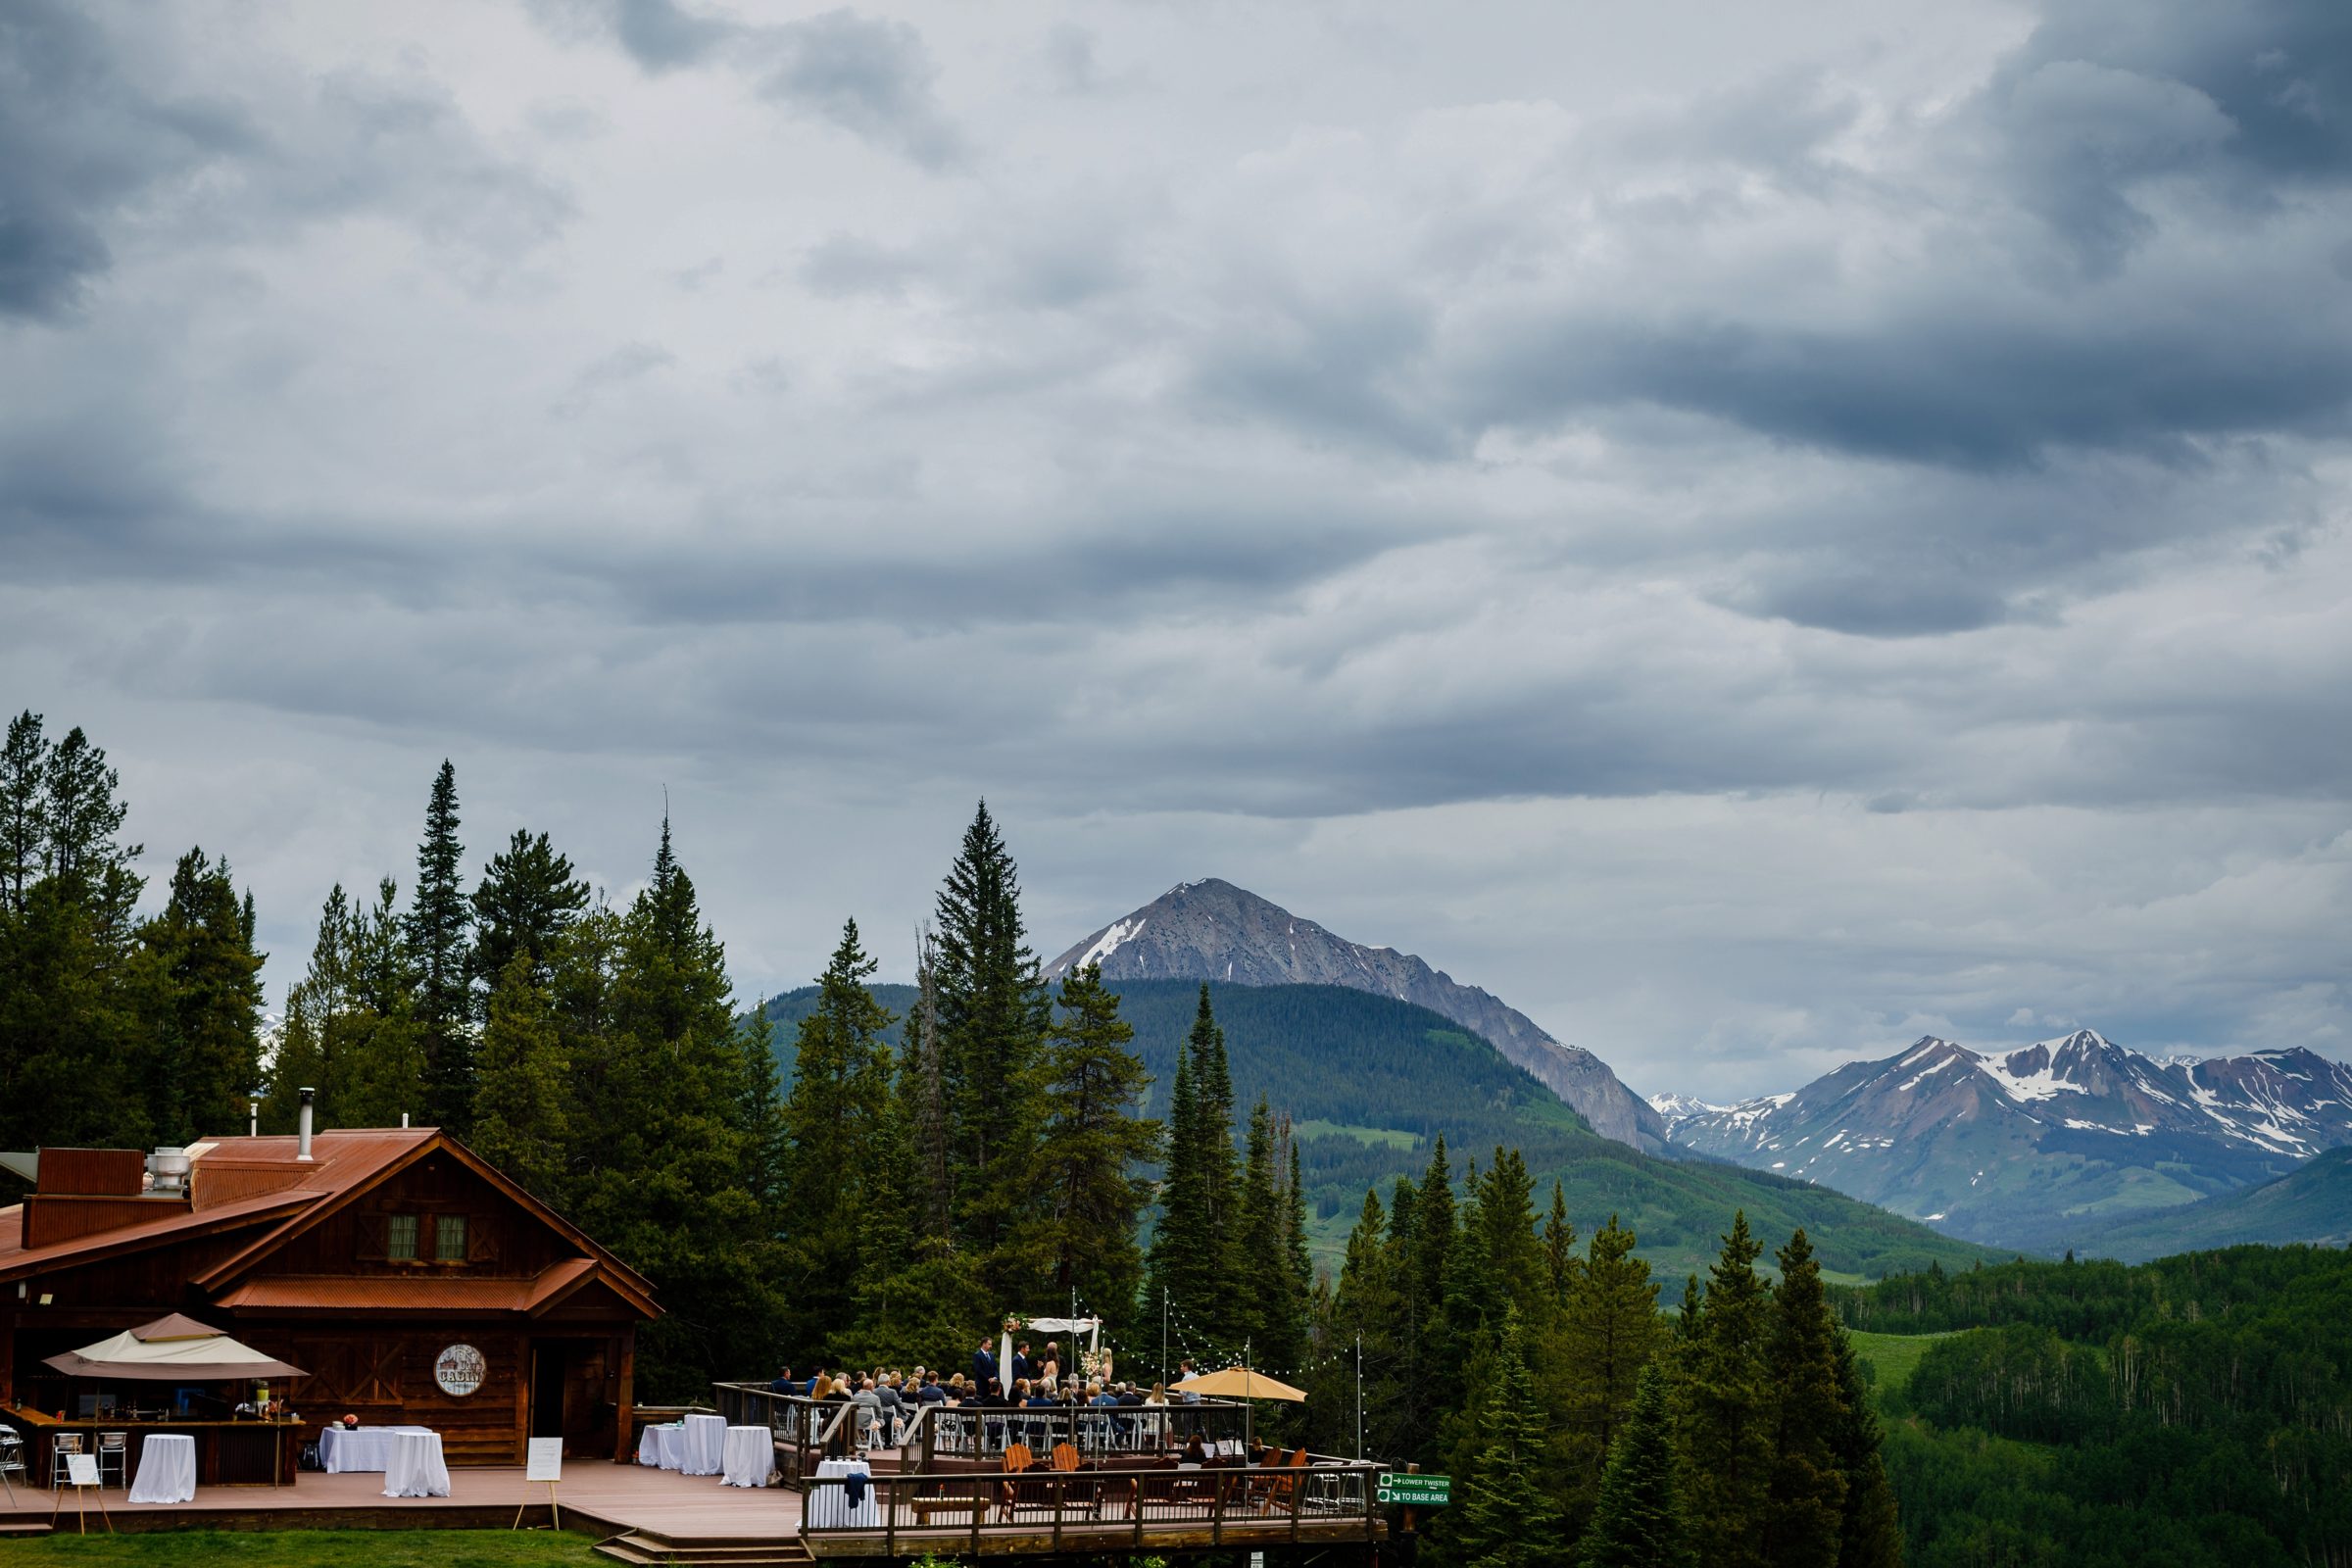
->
xmin=1563 ymin=1214 xmax=1664 ymax=1489
xmin=1580 ymin=1362 xmax=1692 ymax=1568
xmin=1543 ymin=1180 xmax=1579 ymax=1308
xmin=564 ymin=816 xmax=785 ymax=1396
xmin=1148 ymin=985 xmax=1242 ymax=1354
xmin=775 ymin=919 xmax=898 ymax=1357
xmin=1676 ymin=1210 xmax=1776 ymax=1568
xmin=1035 ymin=962 xmax=1158 ymax=1318
xmin=408 ymin=762 xmax=473 ymax=1129
xmin=469 ymin=950 xmax=569 ymax=1200
xmin=1449 ymin=1304 xmax=1571 ymax=1568
xmin=1 ymin=711 xmax=43 ymax=913
xmin=1235 ymin=1097 xmax=1308 ymax=1377
xmin=902 ymin=925 xmax=954 ymax=1242
xmin=1828 ymin=1332 xmax=1904 ymax=1568
xmin=1762 ymin=1228 xmax=1849 ymax=1568
xmin=140 ymin=848 xmax=266 ymax=1145
xmin=469 ymin=828 xmax=587 ymax=1002
xmin=933 ymin=802 xmax=1052 ymax=1299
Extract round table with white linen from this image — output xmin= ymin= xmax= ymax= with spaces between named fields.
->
xmin=318 ymin=1425 xmax=402 ymax=1474
xmin=382 ymin=1428 xmax=450 ymax=1498
xmin=807 ymin=1458 xmax=878 ymax=1529
xmin=126 ymin=1434 xmax=196 ymax=1504
xmin=680 ymin=1412 xmax=726 ymax=1477
xmin=719 ymin=1425 xmax=771 ymax=1488
xmin=638 ymin=1423 xmax=687 ymax=1469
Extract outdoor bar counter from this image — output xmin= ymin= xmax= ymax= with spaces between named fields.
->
xmin=1 ymin=1408 xmax=300 ymax=1488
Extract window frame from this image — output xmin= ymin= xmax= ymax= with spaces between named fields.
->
xmin=387 ymin=1213 xmax=419 ymax=1262
xmin=435 ymin=1213 xmax=468 ymax=1263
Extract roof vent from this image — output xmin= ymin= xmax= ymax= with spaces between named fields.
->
xmin=297 ymin=1088 xmax=316 ymax=1162
xmin=148 ymin=1148 xmax=191 ymax=1197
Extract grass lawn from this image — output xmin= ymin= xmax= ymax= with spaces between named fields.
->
xmin=0 ymin=1530 xmax=599 ymax=1567
xmin=1847 ymin=1329 xmax=1958 ymax=1396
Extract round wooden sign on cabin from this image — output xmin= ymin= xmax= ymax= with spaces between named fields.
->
xmin=434 ymin=1344 xmax=487 ymax=1397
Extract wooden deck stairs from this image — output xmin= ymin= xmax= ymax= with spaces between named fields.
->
xmin=594 ymin=1528 xmax=813 ymax=1568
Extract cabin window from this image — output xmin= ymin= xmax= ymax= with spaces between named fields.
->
xmin=387 ymin=1214 xmax=419 ymax=1260
xmin=436 ymin=1214 xmax=468 ymax=1262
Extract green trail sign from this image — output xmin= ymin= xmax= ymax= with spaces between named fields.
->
xmin=1377 ymin=1473 xmax=1451 ymax=1508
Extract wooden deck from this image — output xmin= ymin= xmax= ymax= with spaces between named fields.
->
xmin=0 ymin=1461 xmax=805 ymax=1542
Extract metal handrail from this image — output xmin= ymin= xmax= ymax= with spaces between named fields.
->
xmin=798 ymin=1456 xmax=1388 ymax=1556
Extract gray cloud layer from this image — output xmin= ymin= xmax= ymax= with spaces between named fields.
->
xmin=4 ymin=0 xmax=2346 ymax=1097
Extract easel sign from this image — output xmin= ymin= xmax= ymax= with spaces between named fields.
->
xmin=53 ymin=1452 xmax=113 ymax=1535
xmin=516 ymin=1438 xmax=563 ymax=1530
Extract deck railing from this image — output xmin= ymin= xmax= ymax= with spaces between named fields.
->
xmin=799 ymin=1456 xmax=1387 ymax=1555
xmin=711 ymin=1384 xmax=1260 ymax=1490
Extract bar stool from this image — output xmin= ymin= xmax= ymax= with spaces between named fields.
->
xmin=97 ymin=1431 xmax=128 ymax=1487
xmin=50 ymin=1432 xmax=84 ymax=1488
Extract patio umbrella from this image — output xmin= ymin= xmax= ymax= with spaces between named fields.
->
xmin=1171 ymin=1366 xmax=1307 ymax=1402
xmin=44 ymin=1314 xmax=306 ymax=1381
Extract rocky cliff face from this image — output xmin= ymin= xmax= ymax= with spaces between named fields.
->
xmin=1046 ymin=879 xmax=1669 ymax=1152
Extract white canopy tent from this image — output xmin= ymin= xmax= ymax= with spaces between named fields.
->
xmin=999 ymin=1315 xmax=1103 ymax=1388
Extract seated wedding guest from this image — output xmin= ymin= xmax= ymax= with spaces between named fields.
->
xmin=1182 ymin=1431 xmax=1208 ymax=1466
xmin=769 ymin=1366 xmax=796 ymax=1395
xmin=917 ymin=1371 xmax=948 ymax=1404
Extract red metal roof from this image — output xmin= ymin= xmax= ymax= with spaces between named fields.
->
xmin=213 ymin=1257 xmax=623 ymax=1315
xmin=0 ymin=1128 xmax=658 ymax=1321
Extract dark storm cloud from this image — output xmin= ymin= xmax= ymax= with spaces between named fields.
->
xmin=0 ymin=1 xmax=249 ymax=317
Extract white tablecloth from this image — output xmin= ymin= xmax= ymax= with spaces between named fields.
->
xmin=382 ymin=1428 xmax=450 ymax=1498
xmin=126 ymin=1434 xmax=195 ymax=1504
xmin=719 ymin=1425 xmax=770 ymax=1488
xmin=318 ymin=1425 xmax=402 ymax=1474
xmin=680 ymin=1413 xmax=726 ymax=1477
xmin=638 ymin=1424 xmax=687 ymax=1469
xmin=807 ymin=1458 xmax=878 ymax=1529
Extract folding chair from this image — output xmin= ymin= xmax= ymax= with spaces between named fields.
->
xmin=0 ymin=1431 xmax=26 ymax=1505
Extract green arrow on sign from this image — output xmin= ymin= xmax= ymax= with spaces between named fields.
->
xmin=1375 ymin=1473 xmax=1451 ymax=1507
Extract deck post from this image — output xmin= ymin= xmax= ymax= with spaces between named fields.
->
xmin=1133 ymin=1476 xmax=1144 ymax=1549
xmin=1212 ymin=1463 xmax=1225 ymax=1547
xmin=1053 ymin=1471 xmax=1064 ymax=1552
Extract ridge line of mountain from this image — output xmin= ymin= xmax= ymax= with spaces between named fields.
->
xmin=1044 ymin=878 xmax=1670 ymax=1153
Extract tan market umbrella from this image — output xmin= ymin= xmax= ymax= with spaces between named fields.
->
xmin=1171 ymin=1366 xmax=1306 ymax=1402
xmin=44 ymin=1315 xmax=305 ymax=1382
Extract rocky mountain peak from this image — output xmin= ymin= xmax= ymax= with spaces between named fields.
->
xmin=1047 ymin=879 xmax=1670 ymax=1153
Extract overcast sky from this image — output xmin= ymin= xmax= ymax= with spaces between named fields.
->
xmin=6 ymin=0 xmax=2348 ymax=1101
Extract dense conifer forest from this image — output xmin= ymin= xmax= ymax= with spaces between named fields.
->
xmin=1837 ymin=1248 xmax=2352 ymax=1565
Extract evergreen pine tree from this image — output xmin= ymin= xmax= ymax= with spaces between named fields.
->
xmin=1580 ymin=1362 xmax=1692 ymax=1568
xmin=469 ymin=950 xmax=569 ymax=1200
xmin=1 ymin=711 xmax=43 ymax=914
xmin=1676 ymin=1210 xmax=1775 ymax=1568
xmin=469 ymin=828 xmax=587 ymax=1002
xmin=1562 ymin=1214 xmax=1664 ymax=1490
xmin=1235 ymin=1097 xmax=1308 ymax=1375
xmin=1449 ymin=1304 xmax=1571 ymax=1568
xmin=933 ymin=802 xmax=1053 ymax=1299
xmin=1762 ymin=1228 xmax=1850 ymax=1568
xmin=1828 ymin=1332 xmax=1903 ymax=1568
xmin=1149 ymin=986 xmax=1243 ymax=1354
xmin=1035 ymin=962 xmax=1159 ymax=1320
xmin=1543 ymin=1179 xmax=1579 ymax=1308
xmin=140 ymin=848 xmax=265 ymax=1144
xmin=407 ymin=761 xmax=474 ymax=1129
xmin=901 ymin=925 xmax=954 ymax=1242
xmin=775 ymin=919 xmax=899 ymax=1357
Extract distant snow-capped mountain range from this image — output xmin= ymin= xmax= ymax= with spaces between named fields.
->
xmin=1653 ymin=1030 xmax=2352 ymax=1251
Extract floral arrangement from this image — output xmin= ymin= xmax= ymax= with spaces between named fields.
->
xmin=1080 ymin=1347 xmax=1113 ymax=1382
xmin=1002 ymin=1313 xmax=1028 ymax=1334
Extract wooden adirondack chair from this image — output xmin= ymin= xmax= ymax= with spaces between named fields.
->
xmin=997 ymin=1442 xmax=1036 ymax=1520
xmin=1254 ymin=1447 xmax=1309 ymax=1515
xmin=1050 ymin=1441 xmax=1101 ymax=1518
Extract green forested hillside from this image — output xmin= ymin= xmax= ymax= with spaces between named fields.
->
xmin=762 ymin=977 xmax=1994 ymax=1282
xmin=1833 ymin=1247 xmax=2352 ymax=1565
xmin=2084 ymin=1145 xmax=2352 ymax=1262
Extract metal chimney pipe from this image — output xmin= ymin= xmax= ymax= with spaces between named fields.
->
xmin=297 ymin=1088 xmax=316 ymax=1161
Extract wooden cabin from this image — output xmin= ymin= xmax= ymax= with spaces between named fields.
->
xmin=0 ymin=1124 xmax=658 ymax=1470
